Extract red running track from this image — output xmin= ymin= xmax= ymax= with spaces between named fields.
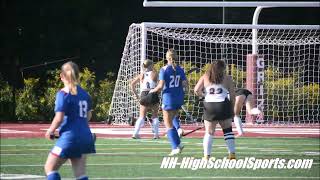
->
xmin=1 ymin=123 xmax=319 ymax=139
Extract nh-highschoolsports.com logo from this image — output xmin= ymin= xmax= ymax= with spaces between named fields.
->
xmin=160 ymin=157 xmax=313 ymax=170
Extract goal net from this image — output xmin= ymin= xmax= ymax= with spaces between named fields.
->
xmin=109 ymin=22 xmax=320 ymax=125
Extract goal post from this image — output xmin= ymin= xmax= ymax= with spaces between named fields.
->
xmin=109 ymin=22 xmax=320 ymax=125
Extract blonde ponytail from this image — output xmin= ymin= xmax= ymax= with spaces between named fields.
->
xmin=61 ymin=61 xmax=80 ymax=95
xmin=166 ymin=48 xmax=178 ymax=71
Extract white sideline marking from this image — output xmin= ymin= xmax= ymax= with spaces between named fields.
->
xmin=1 ymin=142 xmax=319 ymax=147
xmin=2 ymin=150 xmax=320 ymax=156
xmin=0 ymin=173 xmax=44 ymax=179
xmin=2 ymin=162 xmax=319 ymax=167
xmin=0 ymin=129 xmax=32 ymax=134
xmin=95 ymin=177 xmax=320 ymax=180
xmin=1 ymin=163 xmax=159 ymax=167
xmin=0 ymin=175 xmax=319 ymax=180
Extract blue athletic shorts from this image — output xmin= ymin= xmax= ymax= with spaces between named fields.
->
xmin=162 ymin=103 xmax=182 ymax=111
xmin=51 ymin=133 xmax=96 ymax=159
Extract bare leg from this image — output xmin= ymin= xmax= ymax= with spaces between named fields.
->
xmin=203 ymin=120 xmax=217 ymax=158
xmin=70 ymin=155 xmax=87 ymax=179
xmin=132 ymin=105 xmax=147 ymax=138
xmin=234 ymin=95 xmax=246 ymax=136
xmin=44 ymin=153 xmax=67 ymax=179
xmin=151 ymin=103 xmax=160 ymax=138
xmin=163 ymin=109 xmax=176 ymax=130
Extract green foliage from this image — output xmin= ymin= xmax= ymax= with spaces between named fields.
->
xmin=79 ymin=68 xmax=97 ymax=116
xmin=300 ymin=83 xmax=320 ymax=108
xmin=94 ymin=72 xmax=115 ymax=121
xmin=38 ymin=69 xmax=63 ymax=120
xmin=229 ymin=64 xmax=246 ymax=88
xmin=0 ymin=74 xmax=15 ymax=120
xmin=15 ymin=78 xmax=43 ymax=120
xmin=79 ymin=67 xmax=96 ymax=97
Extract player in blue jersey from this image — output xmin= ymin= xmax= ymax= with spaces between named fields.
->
xmin=130 ymin=59 xmax=160 ymax=139
xmin=44 ymin=61 xmax=95 ymax=180
xmin=149 ymin=49 xmax=188 ymax=156
xmin=194 ymin=60 xmax=236 ymax=160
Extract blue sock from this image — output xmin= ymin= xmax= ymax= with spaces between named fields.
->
xmin=77 ymin=175 xmax=88 ymax=180
xmin=173 ymin=116 xmax=181 ymax=130
xmin=167 ymin=128 xmax=181 ymax=149
xmin=47 ymin=171 xmax=61 ymax=180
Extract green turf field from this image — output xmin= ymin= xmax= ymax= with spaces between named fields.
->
xmin=1 ymin=137 xmax=319 ymax=179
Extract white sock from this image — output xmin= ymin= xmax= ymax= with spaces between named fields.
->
xmin=133 ymin=117 xmax=145 ymax=136
xmin=203 ymin=133 xmax=213 ymax=156
xmin=234 ymin=116 xmax=244 ymax=136
xmin=223 ymin=130 xmax=235 ymax=154
xmin=250 ymin=108 xmax=261 ymax=115
xmin=152 ymin=118 xmax=159 ymax=136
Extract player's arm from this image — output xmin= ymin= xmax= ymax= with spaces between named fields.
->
xmin=151 ymin=68 xmax=158 ymax=82
xmin=149 ymin=68 xmax=164 ymax=93
xmin=194 ymin=75 xmax=205 ymax=97
xmin=150 ymin=80 xmax=164 ymax=93
xmin=45 ymin=112 xmax=64 ymax=140
xmin=130 ymin=74 xmax=141 ymax=100
xmin=226 ymin=75 xmax=236 ymax=108
xmin=87 ymin=110 xmax=93 ymax=121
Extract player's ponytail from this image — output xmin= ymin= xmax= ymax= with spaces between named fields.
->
xmin=61 ymin=61 xmax=80 ymax=95
xmin=207 ymin=60 xmax=226 ymax=84
xmin=166 ymin=48 xmax=178 ymax=71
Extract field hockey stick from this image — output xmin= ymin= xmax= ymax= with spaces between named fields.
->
xmin=181 ymin=105 xmax=197 ymax=124
xmin=182 ymin=126 xmax=204 ymax=136
xmin=181 ymin=97 xmax=206 ymax=137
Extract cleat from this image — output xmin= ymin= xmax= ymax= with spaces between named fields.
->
xmin=228 ymin=153 xmax=236 ymax=160
xmin=177 ymin=128 xmax=184 ymax=138
xmin=169 ymin=144 xmax=184 ymax=156
xmin=131 ymin=134 xmax=140 ymax=139
xmin=235 ymin=133 xmax=244 ymax=137
xmin=203 ymin=155 xmax=211 ymax=161
xmin=153 ymin=135 xmax=160 ymax=139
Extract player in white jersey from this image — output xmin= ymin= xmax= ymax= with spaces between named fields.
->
xmin=194 ymin=60 xmax=236 ymax=160
xmin=130 ymin=59 xmax=160 ymax=139
xmin=234 ymin=88 xmax=262 ymax=137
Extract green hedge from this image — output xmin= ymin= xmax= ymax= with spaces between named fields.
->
xmin=0 ymin=68 xmax=115 ymax=122
xmin=0 ymin=65 xmax=319 ymax=122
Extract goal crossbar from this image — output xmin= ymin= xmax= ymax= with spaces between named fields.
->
xmin=141 ymin=22 xmax=320 ymax=30
xmin=143 ymin=1 xmax=320 ymax=8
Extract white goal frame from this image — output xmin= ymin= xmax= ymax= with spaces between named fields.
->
xmin=109 ymin=22 xmax=319 ymax=125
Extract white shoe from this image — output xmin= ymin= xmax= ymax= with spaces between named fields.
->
xmin=169 ymin=144 xmax=184 ymax=156
xmin=132 ymin=134 xmax=140 ymax=139
xmin=177 ymin=128 xmax=184 ymax=138
xmin=250 ymin=108 xmax=261 ymax=115
xmin=153 ymin=135 xmax=160 ymax=139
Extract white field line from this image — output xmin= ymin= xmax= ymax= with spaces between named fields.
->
xmin=88 ymin=177 xmax=320 ymax=180
xmin=0 ymin=146 xmax=297 ymax=151
xmin=1 ymin=143 xmax=319 ymax=147
xmin=0 ymin=175 xmax=319 ymax=180
xmin=1 ymin=162 xmax=319 ymax=167
xmin=2 ymin=151 xmax=320 ymax=156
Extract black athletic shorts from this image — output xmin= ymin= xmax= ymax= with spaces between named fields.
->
xmin=203 ymin=98 xmax=234 ymax=121
xmin=235 ymin=88 xmax=252 ymax=98
xmin=139 ymin=91 xmax=160 ymax=106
